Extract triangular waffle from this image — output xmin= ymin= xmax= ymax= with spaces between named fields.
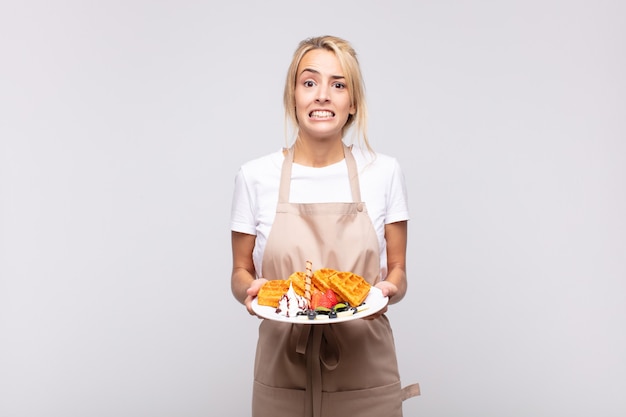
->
xmin=257 ymin=279 xmax=291 ymax=308
xmin=312 ymin=268 xmax=337 ymax=293
xmin=288 ymin=271 xmax=307 ymax=297
xmin=328 ymin=271 xmax=370 ymax=307
xmin=312 ymin=268 xmax=345 ymax=302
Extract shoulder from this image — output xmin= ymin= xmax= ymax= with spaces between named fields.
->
xmin=236 ymin=149 xmax=284 ymax=183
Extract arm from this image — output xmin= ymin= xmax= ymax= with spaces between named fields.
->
xmin=231 ymin=231 xmax=267 ymax=315
xmin=375 ymin=220 xmax=408 ymax=305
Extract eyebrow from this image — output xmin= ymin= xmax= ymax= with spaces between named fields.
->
xmin=299 ymin=68 xmax=345 ymax=80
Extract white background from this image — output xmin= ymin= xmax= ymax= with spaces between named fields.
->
xmin=1 ymin=1 xmax=625 ymax=416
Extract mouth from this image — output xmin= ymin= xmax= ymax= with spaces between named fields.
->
xmin=309 ymin=110 xmax=335 ymax=119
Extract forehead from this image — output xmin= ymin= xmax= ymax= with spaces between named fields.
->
xmin=297 ymin=49 xmax=344 ymax=76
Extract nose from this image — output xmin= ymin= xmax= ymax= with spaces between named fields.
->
xmin=315 ymin=85 xmax=330 ymax=103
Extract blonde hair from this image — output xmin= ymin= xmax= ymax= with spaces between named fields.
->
xmin=283 ymin=35 xmax=373 ymax=153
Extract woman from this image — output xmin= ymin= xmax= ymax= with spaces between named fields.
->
xmin=230 ymin=35 xmax=419 ymax=417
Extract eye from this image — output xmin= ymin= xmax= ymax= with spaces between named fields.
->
xmin=332 ymin=82 xmax=347 ymax=89
xmin=303 ymin=80 xmax=316 ymax=87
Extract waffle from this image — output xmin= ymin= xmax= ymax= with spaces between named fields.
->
xmin=328 ymin=271 xmax=371 ymax=307
xmin=312 ymin=268 xmax=344 ymax=302
xmin=288 ymin=271 xmax=307 ymax=297
xmin=257 ymin=279 xmax=291 ymax=308
xmin=312 ymin=268 xmax=337 ymax=292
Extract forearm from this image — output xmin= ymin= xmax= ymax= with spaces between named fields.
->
xmin=231 ymin=268 xmax=255 ymax=305
xmin=381 ymin=221 xmax=408 ymax=304
xmin=231 ymin=231 xmax=258 ymax=306
xmin=383 ymin=265 xmax=407 ymax=304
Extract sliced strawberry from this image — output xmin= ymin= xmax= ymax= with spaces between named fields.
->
xmin=310 ymin=291 xmax=323 ymax=310
xmin=324 ymin=289 xmax=338 ymax=307
xmin=311 ymin=290 xmax=333 ymax=309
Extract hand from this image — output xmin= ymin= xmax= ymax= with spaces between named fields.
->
xmin=375 ymin=280 xmax=398 ymax=299
xmin=363 ymin=280 xmax=397 ymax=320
xmin=244 ymin=278 xmax=267 ymax=317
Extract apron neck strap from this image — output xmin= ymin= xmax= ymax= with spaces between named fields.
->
xmin=278 ymin=143 xmax=362 ymax=203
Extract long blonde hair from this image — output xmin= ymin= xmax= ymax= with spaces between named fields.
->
xmin=283 ymin=35 xmax=373 ymax=153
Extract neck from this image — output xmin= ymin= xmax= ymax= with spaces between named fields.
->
xmin=292 ymin=137 xmax=345 ymax=167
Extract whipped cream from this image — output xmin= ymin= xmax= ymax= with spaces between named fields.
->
xmin=276 ymin=284 xmax=309 ymax=317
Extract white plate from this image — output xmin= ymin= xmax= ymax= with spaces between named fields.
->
xmin=251 ymin=286 xmax=388 ymax=324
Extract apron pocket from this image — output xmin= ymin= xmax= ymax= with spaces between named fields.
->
xmin=320 ymin=381 xmax=403 ymax=417
xmin=253 ymin=381 xmax=306 ymax=417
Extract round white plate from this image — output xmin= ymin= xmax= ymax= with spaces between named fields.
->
xmin=251 ymin=286 xmax=388 ymax=324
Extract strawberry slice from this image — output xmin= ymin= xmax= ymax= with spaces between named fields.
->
xmin=324 ymin=289 xmax=338 ymax=307
xmin=311 ymin=290 xmax=333 ymax=309
xmin=310 ymin=291 xmax=322 ymax=310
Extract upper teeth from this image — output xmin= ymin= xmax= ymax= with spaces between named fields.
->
xmin=311 ymin=111 xmax=333 ymax=118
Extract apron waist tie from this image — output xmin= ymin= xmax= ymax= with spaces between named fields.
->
xmin=296 ymin=325 xmax=342 ymax=417
xmin=295 ymin=324 xmax=311 ymax=355
xmin=320 ymin=324 xmax=340 ymax=370
xmin=295 ymin=325 xmax=341 ymax=368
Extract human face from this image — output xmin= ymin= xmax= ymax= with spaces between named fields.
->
xmin=294 ymin=49 xmax=355 ymax=142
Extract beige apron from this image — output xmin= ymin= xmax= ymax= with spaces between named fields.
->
xmin=252 ymin=144 xmax=419 ymax=417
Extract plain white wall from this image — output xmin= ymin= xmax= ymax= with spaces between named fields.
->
xmin=1 ymin=1 xmax=625 ymax=416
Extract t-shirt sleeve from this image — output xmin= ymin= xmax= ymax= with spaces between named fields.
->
xmin=385 ymin=158 xmax=410 ymax=224
xmin=230 ymin=167 xmax=257 ymax=235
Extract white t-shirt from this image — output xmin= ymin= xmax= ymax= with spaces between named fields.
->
xmin=230 ymin=147 xmax=410 ymax=279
